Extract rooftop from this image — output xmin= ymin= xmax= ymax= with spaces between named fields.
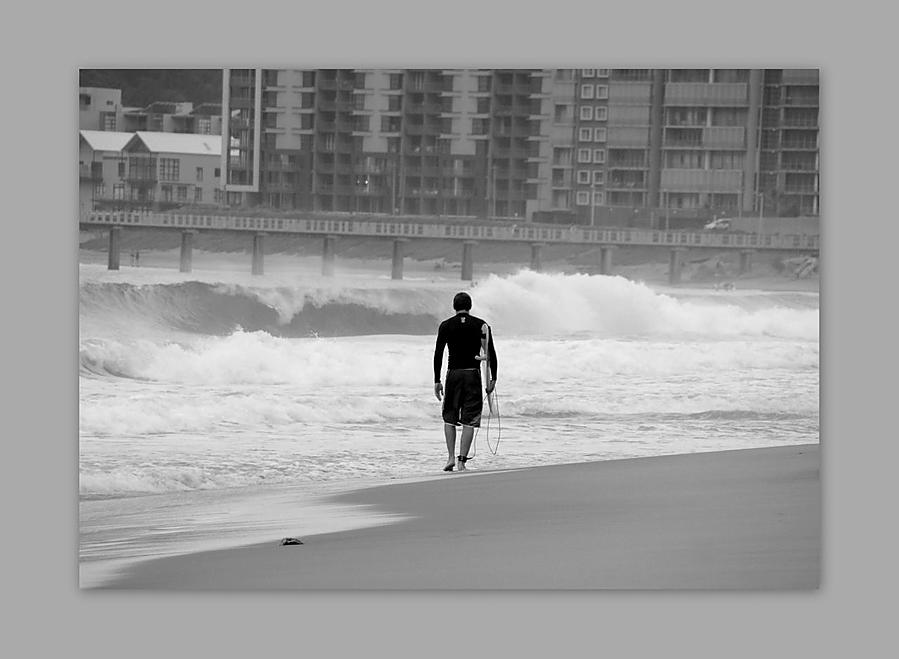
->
xmin=127 ymin=131 xmax=222 ymax=156
xmin=79 ymin=130 xmax=133 ymax=152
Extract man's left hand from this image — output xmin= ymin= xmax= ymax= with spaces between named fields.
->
xmin=486 ymin=379 xmax=495 ymax=395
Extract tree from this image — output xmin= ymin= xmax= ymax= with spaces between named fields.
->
xmin=79 ymin=69 xmax=221 ymax=107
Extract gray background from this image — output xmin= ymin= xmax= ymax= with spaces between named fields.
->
xmin=6 ymin=0 xmax=895 ymax=655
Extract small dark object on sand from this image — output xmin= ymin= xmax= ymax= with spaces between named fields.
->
xmin=281 ymin=537 xmax=304 ymax=546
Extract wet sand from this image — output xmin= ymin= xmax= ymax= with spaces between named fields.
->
xmin=103 ymin=445 xmax=820 ymax=590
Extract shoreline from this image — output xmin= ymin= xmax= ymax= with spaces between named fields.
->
xmin=99 ymin=444 xmax=820 ymax=590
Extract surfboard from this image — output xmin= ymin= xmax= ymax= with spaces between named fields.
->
xmin=481 ymin=324 xmax=498 ymax=416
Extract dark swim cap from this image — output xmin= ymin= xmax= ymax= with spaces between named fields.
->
xmin=453 ymin=292 xmax=472 ymax=311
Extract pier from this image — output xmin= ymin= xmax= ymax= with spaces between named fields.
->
xmin=82 ymin=210 xmax=819 ymax=284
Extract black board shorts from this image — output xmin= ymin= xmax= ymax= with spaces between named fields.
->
xmin=442 ymin=368 xmax=483 ymax=428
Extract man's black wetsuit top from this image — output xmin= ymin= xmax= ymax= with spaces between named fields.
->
xmin=433 ymin=311 xmax=498 ymax=383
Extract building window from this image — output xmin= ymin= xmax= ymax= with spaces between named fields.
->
xmin=195 ymin=187 xmax=203 ymax=202
xmin=196 ymin=167 xmax=204 ymax=182
xmin=354 ymin=72 xmax=366 ymax=89
xmin=596 ymin=69 xmax=610 ymax=77
xmin=595 ymin=85 xmax=609 ymax=100
xmin=389 ymin=73 xmax=403 ymax=90
xmin=177 ymin=186 xmax=189 ymax=201
xmin=93 ymin=183 xmax=105 ymax=197
xmin=593 ymin=190 xmax=604 ymax=205
xmin=553 ymin=147 xmax=572 ymax=166
xmin=593 ymin=149 xmax=606 ymax=164
xmin=197 ymin=118 xmax=212 ymax=134
xmin=577 ymin=170 xmax=590 ymax=184
xmin=159 ymin=158 xmax=180 ymax=181
xmin=576 ymin=190 xmax=590 ymax=205
xmin=301 ymin=114 xmax=315 ymax=129
xmin=581 ymin=69 xmax=595 ymax=78
xmin=353 ymin=93 xmax=366 ymax=111
xmin=577 ymin=148 xmax=592 ymax=163
xmin=595 ymin=106 xmax=608 ymax=121
xmin=302 ymin=71 xmax=316 ymax=87
xmin=214 ymin=188 xmax=223 ymax=203
xmin=161 ymin=185 xmax=173 ymax=202
xmin=301 ymin=93 xmax=315 ymax=109
xmin=579 ymin=106 xmax=594 ymax=121
xmin=214 ymin=167 xmax=221 ymax=178
xmin=593 ymin=127 xmax=607 ymax=142
xmin=113 ymin=183 xmax=125 ymax=200
xmin=592 ymin=170 xmax=604 ymax=185
xmin=387 ymin=137 xmax=401 ymax=153
xmin=578 ymin=127 xmax=593 ymax=142
xmin=580 ymin=84 xmax=594 ymax=99
xmin=387 ymin=95 xmax=402 ymax=112
xmin=103 ymin=114 xmax=117 ymax=131
xmin=382 ymin=116 xmax=402 ymax=132
xmin=472 ymin=118 xmax=489 ymax=135
xmin=118 ymin=162 xmax=125 ymax=177
xmin=477 ymin=76 xmax=492 ymax=92
xmin=300 ymin=135 xmax=313 ymax=151
xmin=477 ymin=97 xmax=491 ymax=114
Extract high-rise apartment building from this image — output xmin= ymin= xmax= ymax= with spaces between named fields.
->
xmin=221 ymin=68 xmax=819 ymax=222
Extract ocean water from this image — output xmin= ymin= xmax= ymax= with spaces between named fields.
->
xmin=78 ymin=250 xmax=819 ymax=586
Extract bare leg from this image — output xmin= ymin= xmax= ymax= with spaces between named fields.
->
xmin=457 ymin=425 xmax=476 ymax=470
xmin=444 ymin=423 xmax=457 ymax=469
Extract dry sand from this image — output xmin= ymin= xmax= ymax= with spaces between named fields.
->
xmin=103 ymin=445 xmax=820 ymax=590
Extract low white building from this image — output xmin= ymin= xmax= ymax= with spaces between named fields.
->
xmin=79 ymin=130 xmax=132 ymax=213
xmin=121 ymin=132 xmax=223 ymax=208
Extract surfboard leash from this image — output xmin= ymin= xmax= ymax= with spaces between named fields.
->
xmin=471 ymin=386 xmax=502 ymax=460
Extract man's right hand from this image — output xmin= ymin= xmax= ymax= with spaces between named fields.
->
xmin=434 ymin=382 xmax=443 ymax=401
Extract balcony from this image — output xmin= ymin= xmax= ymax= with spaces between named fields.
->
xmin=607 ymin=127 xmax=650 ymax=148
xmin=608 ymin=82 xmax=652 ymax=104
xmin=660 ymin=168 xmax=742 ymax=192
xmin=405 ymin=122 xmax=441 ymax=135
xmin=781 ymin=69 xmax=819 ymax=86
xmin=607 ymin=159 xmax=646 ymax=170
xmin=783 ymin=93 xmax=819 ymax=107
xmin=494 ymin=147 xmax=530 ymax=159
xmin=229 ymin=98 xmax=255 ymax=110
xmin=606 ymin=180 xmax=647 ymax=191
xmin=664 ymin=127 xmax=703 ymax=148
xmin=781 ymin=160 xmax=818 ymax=172
xmin=664 ymin=83 xmax=748 ymax=106
xmin=781 ymin=117 xmax=818 ymax=128
xmin=229 ymin=73 xmax=255 ymax=86
xmin=125 ymin=173 xmax=157 ymax=186
xmin=702 ymin=126 xmax=745 ymax=149
xmin=781 ymin=139 xmax=818 ymax=150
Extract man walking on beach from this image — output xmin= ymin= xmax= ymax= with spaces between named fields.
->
xmin=433 ymin=292 xmax=497 ymax=472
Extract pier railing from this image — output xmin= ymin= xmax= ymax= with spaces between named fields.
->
xmin=80 ymin=210 xmax=819 ymax=252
